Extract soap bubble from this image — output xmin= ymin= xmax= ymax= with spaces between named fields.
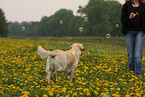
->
xmin=116 ymin=24 xmax=119 ymax=28
xmin=79 ymin=27 xmax=83 ymax=32
xmin=22 ymin=26 xmax=25 ymax=31
xmin=84 ymin=17 xmax=88 ymax=22
xmin=106 ymin=33 xmax=110 ymax=38
xmin=60 ymin=20 xmax=63 ymax=24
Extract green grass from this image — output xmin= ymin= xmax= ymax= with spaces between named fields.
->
xmin=0 ymin=38 xmax=144 ymax=97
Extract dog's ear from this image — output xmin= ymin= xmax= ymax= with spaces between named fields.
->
xmin=80 ymin=46 xmax=85 ymax=51
xmin=81 ymin=46 xmax=85 ymax=51
xmin=70 ymin=44 xmax=73 ymax=49
xmin=78 ymin=44 xmax=85 ymax=51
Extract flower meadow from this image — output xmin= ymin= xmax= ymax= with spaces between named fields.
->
xmin=0 ymin=38 xmax=145 ymax=97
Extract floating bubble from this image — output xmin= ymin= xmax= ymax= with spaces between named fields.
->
xmin=22 ymin=26 xmax=25 ymax=31
xmin=60 ymin=20 xmax=63 ymax=24
xmin=79 ymin=27 xmax=83 ymax=32
xmin=84 ymin=17 xmax=88 ymax=22
xmin=106 ymin=33 xmax=110 ymax=38
xmin=116 ymin=24 xmax=119 ymax=28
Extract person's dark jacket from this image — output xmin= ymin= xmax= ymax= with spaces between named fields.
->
xmin=121 ymin=1 xmax=145 ymax=35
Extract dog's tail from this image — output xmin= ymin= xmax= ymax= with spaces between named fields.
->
xmin=37 ymin=46 xmax=56 ymax=58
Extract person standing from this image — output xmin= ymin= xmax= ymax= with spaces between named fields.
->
xmin=121 ymin=0 xmax=145 ymax=76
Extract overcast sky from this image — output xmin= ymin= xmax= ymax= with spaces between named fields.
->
xmin=0 ymin=0 xmax=125 ymax=22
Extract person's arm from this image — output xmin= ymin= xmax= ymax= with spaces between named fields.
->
xmin=121 ymin=3 xmax=130 ymax=25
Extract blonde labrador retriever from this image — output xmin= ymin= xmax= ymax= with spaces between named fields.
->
xmin=37 ymin=43 xmax=85 ymax=84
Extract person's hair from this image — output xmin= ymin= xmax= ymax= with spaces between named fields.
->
xmin=130 ymin=0 xmax=144 ymax=4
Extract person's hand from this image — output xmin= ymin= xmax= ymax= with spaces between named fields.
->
xmin=129 ymin=12 xmax=135 ymax=19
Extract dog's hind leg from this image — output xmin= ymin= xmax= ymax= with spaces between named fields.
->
xmin=53 ymin=71 xmax=57 ymax=83
xmin=46 ymin=70 xmax=52 ymax=84
xmin=69 ymin=69 xmax=75 ymax=83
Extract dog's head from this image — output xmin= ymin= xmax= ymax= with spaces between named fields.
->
xmin=70 ymin=43 xmax=85 ymax=55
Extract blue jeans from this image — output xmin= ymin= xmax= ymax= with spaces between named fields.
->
xmin=124 ymin=31 xmax=144 ymax=75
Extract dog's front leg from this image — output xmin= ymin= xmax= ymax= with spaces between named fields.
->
xmin=46 ymin=70 xmax=52 ymax=84
xmin=69 ymin=69 xmax=75 ymax=83
xmin=53 ymin=71 xmax=57 ymax=83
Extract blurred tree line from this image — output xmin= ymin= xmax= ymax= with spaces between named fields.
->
xmin=0 ymin=8 xmax=8 ymax=37
xmin=8 ymin=0 xmax=122 ymax=37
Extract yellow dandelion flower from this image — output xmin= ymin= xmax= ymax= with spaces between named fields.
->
xmin=125 ymin=95 xmax=130 ymax=97
xmin=49 ymin=91 xmax=53 ymax=96
xmin=86 ymin=92 xmax=91 ymax=96
xmin=72 ymin=92 xmax=77 ymax=96
xmin=35 ymin=95 xmax=38 ymax=97
xmin=116 ymin=88 xmax=120 ymax=91
xmin=79 ymin=92 xmax=83 ymax=95
xmin=43 ymin=94 xmax=48 ymax=97
xmin=136 ymin=93 xmax=141 ymax=97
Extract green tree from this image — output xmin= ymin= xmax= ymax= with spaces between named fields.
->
xmin=8 ymin=0 xmax=123 ymax=37
xmin=9 ymin=21 xmax=39 ymax=36
xmin=38 ymin=9 xmax=78 ymax=36
xmin=81 ymin=0 xmax=111 ymax=36
xmin=8 ymin=22 xmax=22 ymax=36
xmin=68 ymin=16 xmax=82 ymax=36
xmin=79 ymin=0 xmax=122 ymax=36
xmin=0 ymin=8 xmax=8 ymax=37
xmin=106 ymin=1 xmax=122 ymax=37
